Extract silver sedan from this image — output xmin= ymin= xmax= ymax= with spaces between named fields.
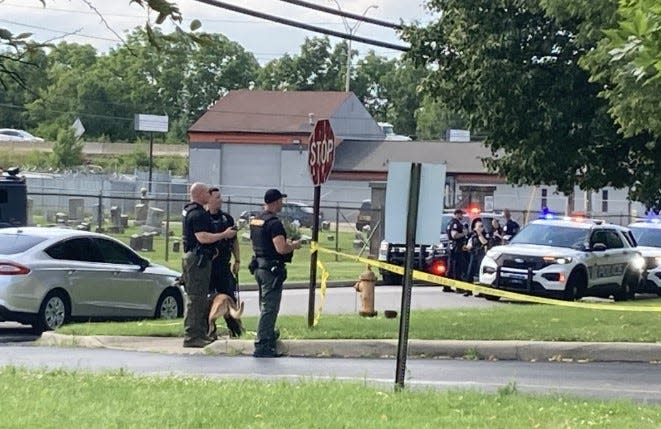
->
xmin=0 ymin=227 xmax=184 ymax=331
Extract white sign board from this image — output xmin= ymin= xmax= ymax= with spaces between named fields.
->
xmin=72 ymin=117 xmax=85 ymax=138
xmin=384 ymin=162 xmax=446 ymax=245
xmin=134 ymin=114 xmax=169 ymax=133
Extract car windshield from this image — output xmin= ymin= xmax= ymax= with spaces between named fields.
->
xmin=631 ymin=227 xmax=661 ymax=247
xmin=510 ymin=224 xmax=590 ymax=250
xmin=0 ymin=233 xmax=47 ymax=254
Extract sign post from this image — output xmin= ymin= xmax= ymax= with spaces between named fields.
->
xmin=307 ymin=119 xmax=335 ymax=327
xmin=134 ymin=114 xmax=168 ymax=193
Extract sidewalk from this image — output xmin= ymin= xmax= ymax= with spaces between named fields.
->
xmin=37 ymin=332 xmax=661 ymax=363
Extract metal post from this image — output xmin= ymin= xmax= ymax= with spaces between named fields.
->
xmin=395 ymin=162 xmax=421 ymax=390
xmin=307 ymin=185 xmax=322 ymax=328
xmin=96 ymin=191 xmax=103 ymax=232
xmin=148 ymin=132 xmax=154 ymax=193
xmin=165 ymin=183 xmax=171 ymax=262
xmin=344 ymin=39 xmax=352 ymax=92
xmin=335 ymin=202 xmax=340 ymax=262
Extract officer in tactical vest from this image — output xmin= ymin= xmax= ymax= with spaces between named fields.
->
xmin=446 ymin=208 xmax=468 ymax=291
xmin=181 ymin=182 xmax=236 ymax=348
xmin=206 ymin=187 xmax=242 ymax=338
xmin=249 ymin=188 xmax=301 ymax=358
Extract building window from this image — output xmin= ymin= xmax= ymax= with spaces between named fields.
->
xmin=541 ymin=189 xmax=547 ymax=210
xmin=602 ymin=190 xmax=608 ymax=213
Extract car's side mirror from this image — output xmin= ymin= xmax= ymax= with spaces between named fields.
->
xmin=138 ymin=258 xmax=150 ymax=271
xmin=591 ymin=243 xmax=607 ymax=252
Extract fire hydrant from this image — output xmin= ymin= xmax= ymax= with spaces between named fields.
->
xmin=354 ymin=266 xmax=377 ymax=317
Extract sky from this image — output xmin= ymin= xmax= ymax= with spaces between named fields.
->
xmin=0 ymin=0 xmax=435 ymax=63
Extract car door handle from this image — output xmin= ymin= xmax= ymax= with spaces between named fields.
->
xmin=113 ymin=271 xmax=120 ymax=276
xmin=68 ymin=270 xmax=76 ymax=275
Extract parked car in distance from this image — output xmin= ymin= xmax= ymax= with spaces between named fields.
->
xmin=280 ymin=202 xmax=323 ymax=228
xmin=240 ymin=202 xmax=322 ymax=229
xmin=356 ymin=199 xmax=374 ymax=230
xmin=0 ymin=227 xmax=184 ymax=331
xmin=0 ymin=128 xmax=44 ymax=142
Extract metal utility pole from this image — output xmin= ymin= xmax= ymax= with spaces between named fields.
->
xmin=328 ymin=1 xmax=378 ymax=91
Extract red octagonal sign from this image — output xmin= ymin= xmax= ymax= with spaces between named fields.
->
xmin=308 ymin=119 xmax=335 ymax=186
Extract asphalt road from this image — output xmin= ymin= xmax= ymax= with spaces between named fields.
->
xmin=2 ymin=345 xmax=661 ymax=403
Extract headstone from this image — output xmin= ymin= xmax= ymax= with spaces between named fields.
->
xmin=141 ymin=207 xmax=164 ymax=235
xmin=140 ymin=231 xmax=157 ymax=251
xmin=172 ymin=241 xmax=180 ymax=253
xmin=77 ymin=222 xmax=91 ymax=231
xmin=134 ymin=203 xmax=148 ymax=226
xmin=120 ymin=214 xmax=129 ymax=228
xmin=129 ymin=234 xmax=143 ymax=251
xmin=68 ymin=198 xmax=84 ymax=221
xmin=108 ymin=206 xmax=124 ymax=233
xmin=321 ymin=220 xmax=331 ymax=231
xmin=55 ymin=212 xmax=68 ymax=224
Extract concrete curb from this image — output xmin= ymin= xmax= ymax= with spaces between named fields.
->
xmin=36 ymin=333 xmax=661 ymax=363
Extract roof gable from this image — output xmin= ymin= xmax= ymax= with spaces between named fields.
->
xmin=190 ymin=90 xmax=353 ymax=134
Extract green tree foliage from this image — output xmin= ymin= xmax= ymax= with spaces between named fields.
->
xmin=542 ymin=0 xmax=661 ymax=209
xmin=51 ymin=127 xmax=83 ymax=168
xmin=415 ymin=96 xmax=468 ymax=140
xmin=0 ymin=48 xmax=48 ymax=130
xmin=402 ymin=0 xmax=659 ymax=207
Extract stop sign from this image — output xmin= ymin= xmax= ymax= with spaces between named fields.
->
xmin=308 ymin=119 xmax=335 ymax=186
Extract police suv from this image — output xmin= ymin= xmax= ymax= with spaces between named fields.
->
xmin=628 ymin=218 xmax=661 ymax=295
xmin=478 ymin=216 xmax=644 ymax=301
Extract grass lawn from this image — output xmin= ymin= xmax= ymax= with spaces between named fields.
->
xmin=1 ymin=367 xmax=659 ymax=428
xmin=57 ymin=303 xmax=661 ymax=342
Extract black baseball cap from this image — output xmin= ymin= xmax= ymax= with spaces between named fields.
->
xmin=453 ymin=208 xmax=465 ymax=215
xmin=264 ymin=189 xmax=287 ymax=204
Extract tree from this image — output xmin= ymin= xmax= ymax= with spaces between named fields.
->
xmin=51 ymin=127 xmax=83 ymax=168
xmin=402 ymin=0 xmax=659 ymax=206
xmin=415 ymin=96 xmax=468 ymax=140
xmin=1 ymin=1 xmax=185 ymax=86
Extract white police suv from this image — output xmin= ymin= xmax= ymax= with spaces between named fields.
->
xmin=478 ymin=216 xmax=645 ymax=301
xmin=628 ymin=218 xmax=661 ymax=295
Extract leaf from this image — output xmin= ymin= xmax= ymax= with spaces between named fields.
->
xmin=190 ymin=19 xmax=202 ymax=32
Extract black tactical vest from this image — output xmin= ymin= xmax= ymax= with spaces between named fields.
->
xmin=250 ymin=211 xmax=280 ymax=259
xmin=182 ymin=202 xmax=204 ymax=253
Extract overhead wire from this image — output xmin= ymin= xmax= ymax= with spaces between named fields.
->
xmin=192 ymin=0 xmax=409 ymax=52
xmin=278 ymin=0 xmax=403 ymax=30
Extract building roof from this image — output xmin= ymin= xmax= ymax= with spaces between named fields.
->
xmin=189 ymin=90 xmax=352 ymax=134
xmin=334 ymin=140 xmax=496 ymax=174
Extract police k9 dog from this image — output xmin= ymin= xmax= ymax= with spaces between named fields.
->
xmin=207 ymin=293 xmax=245 ymax=339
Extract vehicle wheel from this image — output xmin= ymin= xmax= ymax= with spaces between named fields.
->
xmin=155 ymin=288 xmax=183 ymax=319
xmin=33 ymin=290 xmax=70 ymax=332
xmin=482 ymin=294 xmax=501 ymax=301
xmin=381 ymin=272 xmax=402 ymax=285
xmin=614 ymin=270 xmax=636 ymax=302
xmin=564 ymin=271 xmax=586 ymax=301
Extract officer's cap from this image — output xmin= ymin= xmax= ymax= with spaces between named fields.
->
xmin=264 ymin=189 xmax=287 ymax=204
xmin=453 ymin=208 xmax=465 ymax=215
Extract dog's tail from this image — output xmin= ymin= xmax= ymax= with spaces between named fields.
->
xmin=229 ymin=300 xmax=244 ymax=319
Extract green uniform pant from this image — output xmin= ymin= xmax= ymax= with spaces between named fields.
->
xmin=182 ymin=251 xmax=211 ymax=342
xmin=254 ymin=267 xmax=286 ymax=353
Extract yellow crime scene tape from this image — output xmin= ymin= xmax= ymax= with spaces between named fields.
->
xmin=309 ymin=242 xmax=661 ymax=313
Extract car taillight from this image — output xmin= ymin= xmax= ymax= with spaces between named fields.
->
xmin=428 ymin=260 xmax=446 ymax=276
xmin=0 ymin=262 xmax=30 ymax=275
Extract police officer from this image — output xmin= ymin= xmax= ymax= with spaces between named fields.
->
xmin=181 ymin=182 xmax=236 ymax=348
xmin=446 ymin=208 xmax=468 ymax=292
xmin=503 ymin=208 xmax=520 ymax=243
xmin=249 ymin=188 xmax=301 ymax=358
xmin=206 ymin=187 xmax=242 ymax=338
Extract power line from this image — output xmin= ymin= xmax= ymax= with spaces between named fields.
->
xmin=192 ymin=0 xmax=409 ymax=52
xmin=279 ymin=0 xmax=403 ymax=30
xmin=0 ymin=18 xmax=121 ymax=43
